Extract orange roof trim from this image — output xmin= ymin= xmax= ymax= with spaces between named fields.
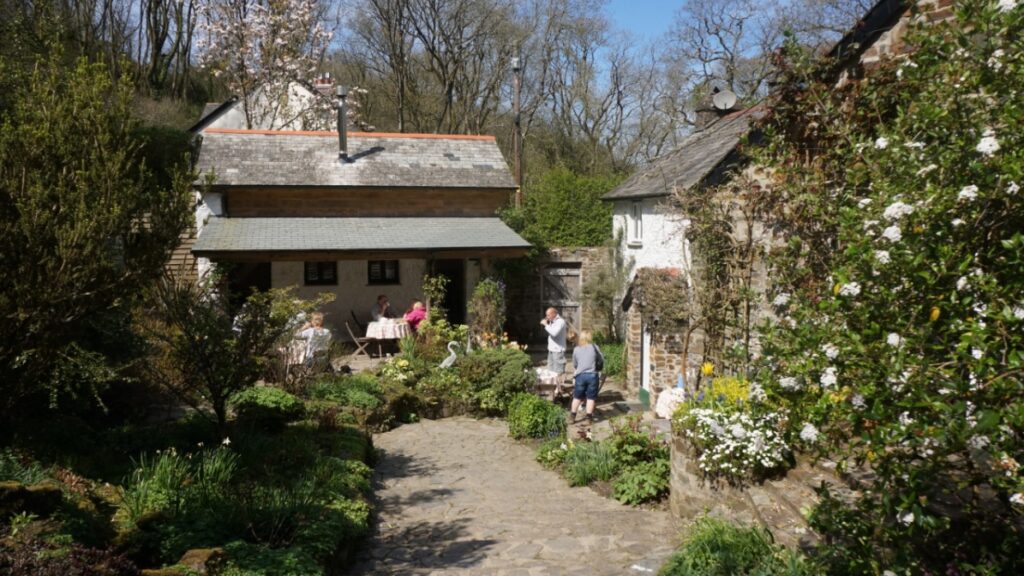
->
xmin=203 ymin=127 xmax=497 ymax=141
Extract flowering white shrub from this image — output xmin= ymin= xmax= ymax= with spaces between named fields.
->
xmin=755 ymin=2 xmax=1024 ymax=572
xmin=674 ymin=407 xmax=790 ymax=482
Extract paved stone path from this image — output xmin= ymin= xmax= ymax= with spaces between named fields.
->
xmin=347 ymin=417 xmax=679 ymax=575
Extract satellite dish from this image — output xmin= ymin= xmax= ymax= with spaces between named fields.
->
xmin=712 ymin=90 xmax=737 ymax=111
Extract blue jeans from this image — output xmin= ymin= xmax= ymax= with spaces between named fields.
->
xmin=573 ymin=372 xmax=600 ymax=400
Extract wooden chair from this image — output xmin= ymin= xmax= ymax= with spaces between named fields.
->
xmin=349 ymin=310 xmax=366 ymax=333
xmin=345 ymin=321 xmax=374 ymax=359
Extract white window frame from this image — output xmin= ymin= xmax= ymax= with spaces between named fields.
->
xmin=628 ymin=201 xmax=643 ymax=246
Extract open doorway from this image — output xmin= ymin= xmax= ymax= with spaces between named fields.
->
xmin=432 ymin=259 xmax=466 ymax=325
xmin=225 ymin=262 xmax=271 ymax=309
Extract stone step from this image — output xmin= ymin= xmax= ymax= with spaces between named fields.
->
xmin=744 ymin=484 xmax=815 ymax=550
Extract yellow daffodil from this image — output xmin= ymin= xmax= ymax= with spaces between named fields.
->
xmin=701 ymin=362 xmax=715 ymax=377
xmin=930 ymin=306 xmax=940 ymax=322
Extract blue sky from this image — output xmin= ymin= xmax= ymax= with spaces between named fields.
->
xmin=604 ymin=0 xmax=677 ymax=40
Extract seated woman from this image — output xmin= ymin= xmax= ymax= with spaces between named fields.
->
xmin=403 ymin=301 xmax=427 ymax=332
xmin=295 ymin=312 xmax=332 ymax=369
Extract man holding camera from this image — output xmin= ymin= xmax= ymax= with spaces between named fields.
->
xmin=540 ymin=307 xmax=567 ymax=374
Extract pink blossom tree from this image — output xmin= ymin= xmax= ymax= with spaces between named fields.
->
xmin=196 ymin=0 xmax=338 ymax=129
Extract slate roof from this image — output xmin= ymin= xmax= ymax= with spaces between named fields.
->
xmin=602 ymin=107 xmax=763 ymax=201
xmin=191 ymin=216 xmax=530 ymax=254
xmin=827 ymin=0 xmax=909 ymax=66
xmin=188 ymin=97 xmax=240 ymax=133
xmin=195 ymin=129 xmax=516 ymax=189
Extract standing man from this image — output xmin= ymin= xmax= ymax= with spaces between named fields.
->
xmin=541 ymin=307 xmax=567 ymax=374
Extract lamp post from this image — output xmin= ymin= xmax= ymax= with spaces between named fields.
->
xmin=512 ymin=54 xmax=523 ymax=207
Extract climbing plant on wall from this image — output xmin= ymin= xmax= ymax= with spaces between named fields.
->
xmin=751 ymin=2 xmax=1024 ymax=573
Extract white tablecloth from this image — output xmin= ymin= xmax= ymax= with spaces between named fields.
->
xmin=366 ymin=321 xmax=411 ymax=340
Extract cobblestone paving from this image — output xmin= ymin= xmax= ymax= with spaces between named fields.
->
xmin=347 ymin=417 xmax=679 ymax=575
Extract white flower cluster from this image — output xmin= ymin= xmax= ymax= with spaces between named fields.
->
xmin=839 ymin=282 xmax=862 ymax=297
xmin=799 ymin=422 xmax=820 ymax=444
xmin=820 ymin=366 xmax=838 ymax=388
xmin=882 ymin=225 xmax=903 ymax=243
xmin=779 ymin=376 xmax=801 ymax=391
xmin=772 ymin=292 xmax=791 ymax=307
xmin=958 ymin=184 xmax=979 ymax=202
xmin=822 ymin=342 xmax=839 ymax=359
xmin=682 ymin=409 xmax=790 ymax=479
xmin=887 ymin=332 xmax=904 ymax=347
xmin=998 ymin=0 xmax=1019 ymax=14
xmin=976 ymin=128 xmax=1000 ymax=156
xmin=883 ymin=201 xmax=914 ymax=221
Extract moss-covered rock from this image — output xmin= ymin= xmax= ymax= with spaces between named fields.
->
xmin=0 ymin=480 xmax=62 ymax=519
xmin=177 ymin=547 xmax=225 ymax=574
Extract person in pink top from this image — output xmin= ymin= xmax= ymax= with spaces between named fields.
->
xmin=403 ymin=301 xmax=427 ymax=332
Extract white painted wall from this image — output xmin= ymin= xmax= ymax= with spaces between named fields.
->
xmin=271 ymin=259 xmax=431 ymax=338
xmin=611 ymin=197 xmax=693 ymax=283
xmin=203 ymin=83 xmax=330 ymax=131
xmin=194 ymin=191 xmax=224 ymax=280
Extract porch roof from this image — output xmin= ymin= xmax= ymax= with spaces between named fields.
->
xmin=192 ymin=216 xmax=531 ymax=260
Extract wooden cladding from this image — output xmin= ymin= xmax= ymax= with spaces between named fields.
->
xmin=221 ymin=186 xmax=514 ymax=217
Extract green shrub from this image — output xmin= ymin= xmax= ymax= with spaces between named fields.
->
xmin=536 ymin=437 xmax=571 ymax=469
xmin=606 ymin=414 xmax=670 ymax=469
xmin=596 ymin=342 xmax=624 ymax=377
xmin=613 ymin=460 xmax=670 ymax=505
xmin=117 ymin=448 xmax=239 ymax=523
xmin=468 ymin=278 xmax=506 ymax=343
xmin=309 ymin=372 xmax=384 ymax=411
xmin=659 ymin=516 xmax=815 ymax=576
xmin=458 ymin=347 xmax=533 ymax=414
xmin=563 ymin=442 xmax=616 ymax=487
xmin=414 ymin=318 xmax=469 ymax=362
xmin=221 ymin=540 xmax=321 ymax=576
xmin=507 ymin=393 xmax=566 ymax=439
xmin=230 ymin=387 xmax=305 ymax=430
xmin=0 ymin=449 xmax=49 ymax=484
xmin=415 ymin=368 xmax=472 ymax=416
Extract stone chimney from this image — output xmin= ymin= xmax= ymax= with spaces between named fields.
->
xmin=314 ymin=72 xmax=333 ymax=97
xmin=694 ymin=86 xmax=739 ymax=131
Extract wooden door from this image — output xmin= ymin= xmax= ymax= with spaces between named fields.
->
xmin=540 ymin=263 xmax=582 ymax=333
